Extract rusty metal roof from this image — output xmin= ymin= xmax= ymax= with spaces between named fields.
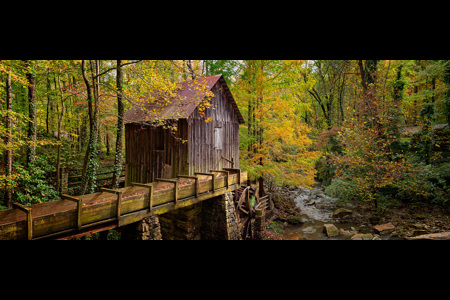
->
xmin=124 ymin=74 xmax=244 ymax=124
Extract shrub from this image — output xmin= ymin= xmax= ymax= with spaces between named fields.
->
xmin=10 ymin=157 xmax=60 ymax=205
xmin=390 ymin=163 xmax=449 ymax=207
xmin=324 ymin=177 xmax=363 ymax=203
xmin=315 ymin=155 xmax=336 ymax=186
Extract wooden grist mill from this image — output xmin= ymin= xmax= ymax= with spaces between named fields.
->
xmin=0 ymin=74 xmax=269 ymax=240
xmin=124 ymin=74 xmax=245 ymax=182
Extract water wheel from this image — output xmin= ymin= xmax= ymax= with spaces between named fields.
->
xmin=233 ymin=185 xmax=266 ymax=239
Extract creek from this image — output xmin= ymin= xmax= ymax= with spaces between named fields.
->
xmin=279 ymin=182 xmax=391 ymax=240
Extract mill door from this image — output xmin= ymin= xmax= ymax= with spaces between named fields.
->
xmin=214 ymin=125 xmax=223 ymax=169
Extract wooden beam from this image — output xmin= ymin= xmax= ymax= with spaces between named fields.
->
xmin=119 ymin=184 xmax=237 ymax=227
xmin=34 ymin=217 xmax=118 ymax=240
xmin=55 ymin=223 xmax=118 ymax=240
xmin=220 ymin=156 xmax=234 ymax=168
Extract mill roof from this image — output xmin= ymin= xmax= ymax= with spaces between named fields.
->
xmin=124 ymin=74 xmax=245 ymax=124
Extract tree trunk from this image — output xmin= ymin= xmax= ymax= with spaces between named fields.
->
xmin=81 ymin=60 xmax=100 ymax=195
xmin=338 ymin=74 xmax=345 ymax=125
xmin=46 ymin=69 xmax=51 ymax=134
xmin=392 ymin=64 xmax=404 ymax=135
xmin=4 ymin=73 xmax=13 ymax=207
xmin=55 ymin=73 xmax=66 ymax=193
xmin=247 ymin=95 xmax=253 ymax=154
xmin=112 ymin=60 xmax=124 ymax=189
xmin=106 ymin=128 xmax=110 ymax=156
xmin=186 ymin=60 xmax=196 ymax=80
xmin=444 ymin=60 xmax=450 ymax=127
xmin=358 ymin=60 xmax=380 ymax=124
xmin=25 ymin=60 xmax=37 ymax=167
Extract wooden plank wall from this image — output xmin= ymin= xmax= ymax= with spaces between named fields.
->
xmin=125 ymin=120 xmax=189 ymax=185
xmin=187 ymin=80 xmax=240 ymax=175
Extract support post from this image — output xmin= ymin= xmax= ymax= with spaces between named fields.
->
xmin=210 ymin=170 xmax=229 ymax=189
xmin=99 ymin=188 xmax=123 ymax=220
xmin=194 ymin=172 xmax=216 ymax=193
xmin=177 ymin=175 xmax=199 ymax=198
xmin=155 ymin=178 xmax=179 ymax=208
xmin=12 ymin=203 xmax=32 ymax=240
xmin=223 ymin=168 xmax=241 ymax=186
xmin=254 ymin=207 xmax=266 ymax=240
xmin=131 ymin=183 xmax=154 ymax=212
xmin=61 ymin=194 xmax=82 ymax=230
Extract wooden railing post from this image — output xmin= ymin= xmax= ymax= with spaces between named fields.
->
xmin=177 ymin=175 xmax=199 ymax=198
xmin=61 ymin=194 xmax=83 ymax=230
xmin=131 ymin=183 xmax=154 ymax=212
xmin=60 ymin=167 xmax=69 ymax=195
xmin=194 ymin=172 xmax=216 ymax=193
xmin=100 ymin=188 xmax=123 ymax=220
xmin=155 ymin=178 xmax=179 ymax=208
xmin=12 ymin=203 xmax=32 ymax=240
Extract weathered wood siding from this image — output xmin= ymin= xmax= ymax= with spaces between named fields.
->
xmin=125 ymin=119 xmax=189 ymax=185
xmin=125 ymin=78 xmax=240 ymax=183
xmin=187 ymin=80 xmax=240 ymax=174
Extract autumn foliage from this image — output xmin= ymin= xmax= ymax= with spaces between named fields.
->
xmin=233 ymin=60 xmax=321 ymax=188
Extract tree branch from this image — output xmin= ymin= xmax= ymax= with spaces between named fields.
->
xmin=93 ymin=60 xmax=142 ymax=80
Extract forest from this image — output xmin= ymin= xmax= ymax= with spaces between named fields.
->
xmin=1 ymin=59 xmax=449 ymax=231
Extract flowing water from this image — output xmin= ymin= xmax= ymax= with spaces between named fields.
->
xmin=280 ymin=182 xmax=377 ymax=240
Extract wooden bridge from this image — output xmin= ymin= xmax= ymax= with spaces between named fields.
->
xmin=0 ymin=168 xmax=247 ymax=240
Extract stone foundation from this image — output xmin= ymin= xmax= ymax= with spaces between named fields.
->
xmin=121 ymin=191 xmax=241 ymax=240
xmin=121 ymin=215 xmax=162 ymax=240
xmin=159 ymin=203 xmax=203 ymax=240
xmin=201 ymin=191 xmax=240 ymax=240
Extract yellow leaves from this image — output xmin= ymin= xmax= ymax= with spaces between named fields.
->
xmin=204 ymin=117 xmax=212 ymax=123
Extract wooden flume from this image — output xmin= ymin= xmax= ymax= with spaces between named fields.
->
xmin=0 ymin=169 xmax=246 ymax=240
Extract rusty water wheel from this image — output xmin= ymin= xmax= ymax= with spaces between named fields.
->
xmin=234 ymin=185 xmax=260 ymax=240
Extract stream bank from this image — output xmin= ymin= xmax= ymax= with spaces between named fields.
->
xmin=265 ymin=181 xmax=450 ymax=240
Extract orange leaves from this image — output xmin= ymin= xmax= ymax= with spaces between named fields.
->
xmin=233 ymin=60 xmax=321 ymax=187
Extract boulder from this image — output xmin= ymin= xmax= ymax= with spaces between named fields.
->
xmin=323 ymin=224 xmax=340 ymax=238
xmin=362 ymin=233 xmax=373 ymax=240
xmin=286 ymin=215 xmax=303 ymax=225
xmin=406 ymin=231 xmax=450 ymax=240
xmin=339 ymin=228 xmax=352 ymax=236
xmin=316 ymin=192 xmax=325 ymax=198
xmin=305 ymin=200 xmax=316 ymax=206
xmin=373 ymin=222 xmax=395 ymax=235
xmin=350 ymin=233 xmax=373 ymax=240
xmin=332 ymin=208 xmax=353 ymax=218
xmin=351 ymin=233 xmax=364 ymax=240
